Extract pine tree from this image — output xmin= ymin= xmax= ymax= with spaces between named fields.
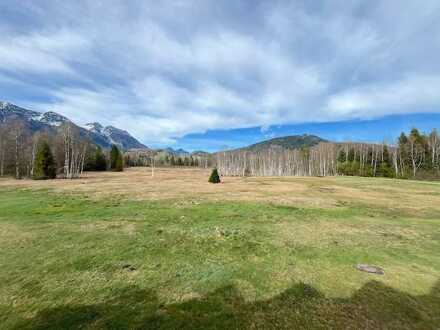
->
xmin=110 ymin=145 xmax=118 ymax=169
xmin=337 ymin=150 xmax=346 ymax=163
xmin=115 ymin=152 xmax=123 ymax=171
xmin=347 ymin=148 xmax=355 ymax=162
xmin=33 ymin=140 xmax=56 ymax=180
xmin=94 ymin=146 xmax=107 ymax=171
xmin=110 ymin=145 xmax=123 ymax=171
xmin=208 ymin=168 xmax=221 ymax=183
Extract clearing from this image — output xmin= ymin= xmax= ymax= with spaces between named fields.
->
xmin=0 ymin=168 xmax=439 ymax=329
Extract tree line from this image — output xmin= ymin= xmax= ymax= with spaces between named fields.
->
xmin=0 ymin=119 xmax=124 ymax=180
xmin=124 ymin=150 xmax=214 ymax=168
xmin=1 ymin=118 xmax=437 ymax=181
xmin=215 ymin=128 xmax=440 ymax=180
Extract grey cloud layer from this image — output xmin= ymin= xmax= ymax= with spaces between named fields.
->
xmin=0 ymin=0 xmax=439 ymax=144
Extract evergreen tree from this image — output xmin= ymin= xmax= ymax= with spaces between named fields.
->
xmin=208 ymin=168 xmax=221 ymax=183
xmin=94 ymin=146 xmax=107 ymax=171
xmin=399 ymin=132 xmax=408 ymax=145
xmin=347 ymin=148 xmax=355 ymax=162
xmin=115 ymin=152 xmax=123 ymax=171
xmin=110 ymin=145 xmax=118 ymax=169
xmin=110 ymin=145 xmax=123 ymax=171
xmin=337 ymin=150 xmax=346 ymax=163
xmin=33 ymin=140 xmax=56 ymax=180
xmin=382 ymin=145 xmax=391 ymax=165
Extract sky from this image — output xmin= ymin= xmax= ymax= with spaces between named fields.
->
xmin=0 ymin=0 xmax=440 ymax=151
xmin=178 ymin=113 xmax=440 ymax=152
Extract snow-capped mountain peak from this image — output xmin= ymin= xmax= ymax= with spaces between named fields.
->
xmin=38 ymin=111 xmax=70 ymax=127
xmin=0 ymin=101 xmax=147 ymax=150
xmin=0 ymin=101 xmax=11 ymax=109
xmin=101 ymin=125 xmax=146 ymax=149
xmin=103 ymin=125 xmax=128 ymax=135
xmin=84 ymin=122 xmax=104 ymax=134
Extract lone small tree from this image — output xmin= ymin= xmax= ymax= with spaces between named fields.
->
xmin=33 ymin=140 xmax=56 ymax=180
xmin=208 ymin=168 xmax=221 ymax=183
xmin=110 ymin=145 xmax=123 ymax=172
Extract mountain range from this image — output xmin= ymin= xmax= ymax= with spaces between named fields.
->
xmin=1 ymin=101 xmax=331 ymax=154
xmin=0 ymin=101 xmax=147 ymax=150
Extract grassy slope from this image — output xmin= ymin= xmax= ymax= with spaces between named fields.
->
xmin=0 ymin=180 xmax=439 ymax=329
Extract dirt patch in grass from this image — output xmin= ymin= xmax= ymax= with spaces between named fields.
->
xmin=79 ymin=221 xmax=137 ymax=236
xmin=0 ymin=223 xmax=35 ymax=245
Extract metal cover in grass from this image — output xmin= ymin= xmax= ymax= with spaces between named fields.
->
xmin=356 ymin=264 xmax=385 ymax=275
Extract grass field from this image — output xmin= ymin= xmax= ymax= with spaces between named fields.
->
xmin=1 ymin=168 xmax=439 ymax=329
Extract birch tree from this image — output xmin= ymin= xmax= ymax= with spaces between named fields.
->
xmin=428 ymin=129 xmax=439 ymax=169
xmin=62 ymin=123 xmax=87 ymax=179
xmin=408 ymin=128 xmax=425 ymax=177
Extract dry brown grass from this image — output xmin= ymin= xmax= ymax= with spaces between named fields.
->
xmin=1 ymin=167 xmax=440 ymax=214
xmin=1 ymin=168 xmax=440 ymax=329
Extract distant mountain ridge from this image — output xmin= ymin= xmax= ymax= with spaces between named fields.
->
xmin=162 ymin=147 xmax=190 ymax=155
xmin=0 ymin=101 xmax=147 ymax=150
xmin=234 ymin=134 xmax=326 ymax=152
xmin=1 ymin=101 xmax=327 ymax=154
xmin=83 ymin=122 xmax=146 ymax=149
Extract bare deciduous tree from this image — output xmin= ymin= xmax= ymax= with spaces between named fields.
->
xmin=428 ymin=129 xmax=439 ymax=169
xmin=62 ymin=123 xmax=87 ymax=179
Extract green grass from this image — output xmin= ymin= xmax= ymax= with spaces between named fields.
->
xmin=0 ymin=187 xmax=439 ymax=329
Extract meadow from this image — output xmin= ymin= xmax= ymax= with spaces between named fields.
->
xmin=0 ymin=168 xmax=439 ymax=329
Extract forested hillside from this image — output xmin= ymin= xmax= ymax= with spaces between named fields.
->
xmin=237 ymin=134 xmax=325 ymax=152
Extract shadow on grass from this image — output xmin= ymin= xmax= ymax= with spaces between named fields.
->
xmin=11 ymin=280 xmax=440 ymax=329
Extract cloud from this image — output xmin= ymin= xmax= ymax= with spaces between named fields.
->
xmin=0 ymin=29 xmax=90 ymax=75
xmin=326 ymin=75 xmax=440 ymax=119
xmin=0 ymin=0 xmax=440 ymax=147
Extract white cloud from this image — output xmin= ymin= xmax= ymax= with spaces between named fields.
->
xmin=1 ymin=0 xmax=440 ymax=146
xmin=0 ymin=30 xmax=90 ymax=75
xmin=326 ymin=75 xmax=440 ymax=119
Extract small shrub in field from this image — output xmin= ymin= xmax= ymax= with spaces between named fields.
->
xmin=209 ymin=168 xmax=221 ymax=183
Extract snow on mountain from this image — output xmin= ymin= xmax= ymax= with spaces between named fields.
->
xmin=1 ymin=101 xmax=147 ymax=150
xmin=99 ymin=125 xmax=147 ymax=149
xmin=38 ymin=111 xmax=70 ymax=126
xmin=0 ymin=101 xmax=41 ymax=122
xmin=84 ymin=122 xmax=104 ymax=134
